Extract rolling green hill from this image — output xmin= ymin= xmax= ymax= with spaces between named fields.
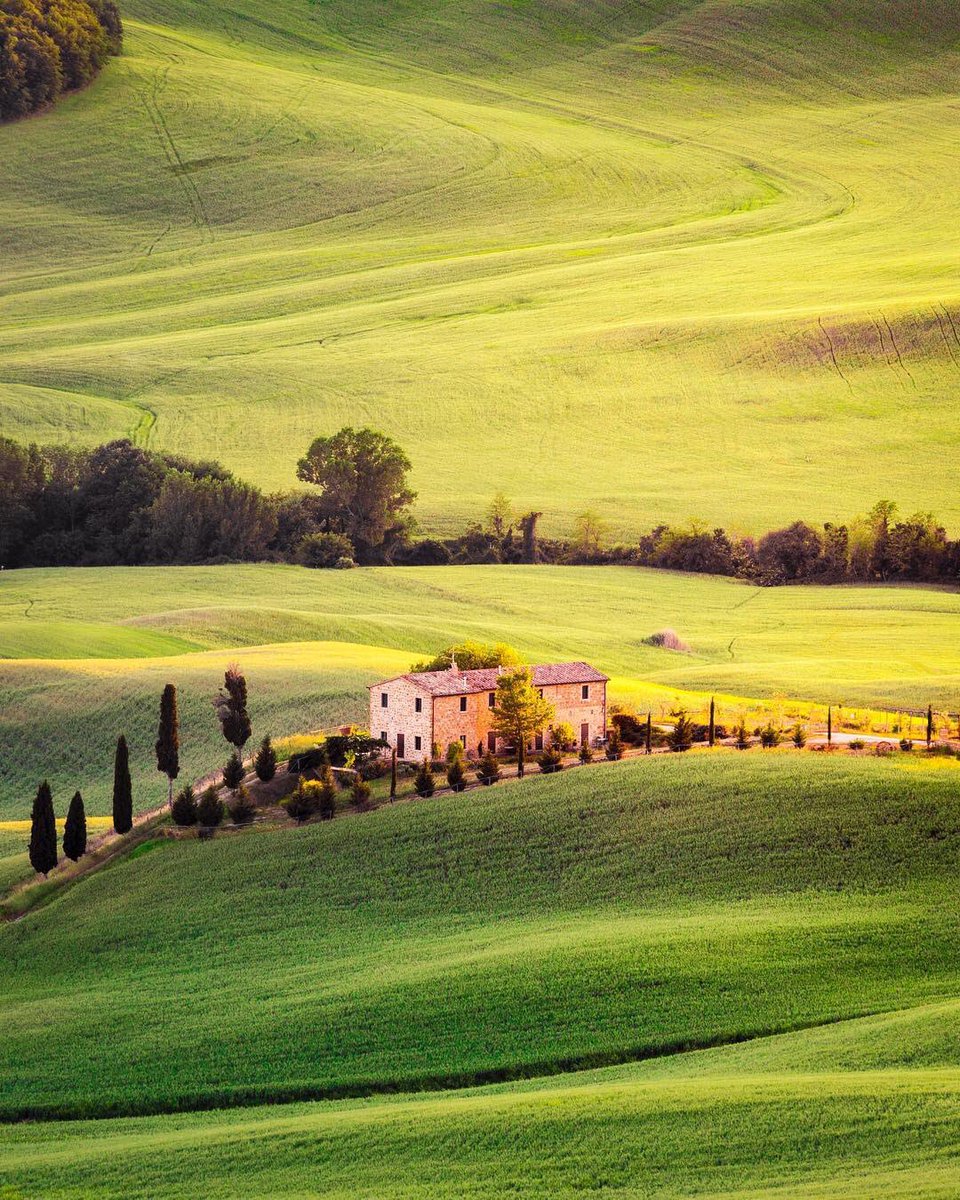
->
xmin=3 ymin=751 xmax=960 ymax=1195
xmin=2 ymin=0 xmax=960 ymax=534
xmin=2 ymin=563 xmax=959 ymax=823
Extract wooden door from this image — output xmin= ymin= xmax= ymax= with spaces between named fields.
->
xmin=580 ymin=722 xmax=590 ymax=746
xmin=396 ymin=732 xmax=405 ymax=759
xmin=487 ymin=731 xmax=497 ymax=752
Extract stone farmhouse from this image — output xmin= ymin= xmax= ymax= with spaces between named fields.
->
xmin=370 ymin=659 xmax=608 ymax=761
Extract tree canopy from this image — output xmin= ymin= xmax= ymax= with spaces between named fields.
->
xmin=0 ymin=0 xmax=122 ymax=121
xmin=412 ymin=641 xmax=521 ymax=673
xmin=296 ymin=427 xmax=416 ymax=562
xmin=492 ymin=667 xmax=555 ymax=776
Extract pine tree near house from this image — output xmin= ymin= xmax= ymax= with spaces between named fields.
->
xmin=112 ymin=734 xmax=133 ymax=834
xmin=28 ymin=781 xmax=57 ymax=876
xmin=492 ymin=667 xmax=555 ymax=779
xmin=254 ymin=735 xmax=277 ymax=782
xmin=155 ymin=683 xmax=180 ymax=805
xmin=62 ymin=791 xmax=87 ymax=862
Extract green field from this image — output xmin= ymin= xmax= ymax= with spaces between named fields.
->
xmin=2 ymin=563 xmax=959 ymax=823
xmin=4 ymin=752 xmax=960 ymax=1195
xmin=3 ymin=0 xmax=960 ymax=534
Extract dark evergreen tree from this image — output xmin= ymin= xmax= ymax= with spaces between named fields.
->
xmin=708 ymin=697 xmax=716 ymax=747
xmin=28 ymin=780 xmax=57 ymax=875
xmin=196 ymin=786 xmax=224 ymax=827
xmin=668 ymin=710 xmax=694 ymax=753
xmin=254 ymin=735 xmax=277 ymax=782
xmin=927 ymin=705 xmax=934 ymax=747
xmin=447 ymin=758 xmax=467 ymax=791
xmin=414 ymin=759 xmax=436 ymax=797
xmin=155 ymin=683 xmax=180 ymax=805
xmin=213 ymin=665 xmax=252 ymax=760
xmin=171 ymin=785 xmax=198 ymax=827
xmin=62 ymin=790 xmax=87 ymax=861
xmin=827 ymin=706 xmax=833 ymax=744
xmin=112 ymin=734 xmax=132 ymax=834
xmin=645 ymin=712 xmax=653 ymax=755
xmin=222 ymin=751 xmax=244 ymax=790
xmin=389 ymin=748 xmax=397 ymax=799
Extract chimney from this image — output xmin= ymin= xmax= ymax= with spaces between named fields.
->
xmin=449 ymin=653 xmax=459 ymax=674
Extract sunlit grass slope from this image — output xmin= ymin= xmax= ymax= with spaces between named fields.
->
xmin=2 ymin=563 xmax=959 ymax=818
xmin=2 ymin=754 xmax=960 ymax=1129
xmin=2 ymin=0 xmax=960 ymax=533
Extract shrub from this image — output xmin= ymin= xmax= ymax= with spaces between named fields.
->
xmin=446 ymin=741 xmax=466 ymax=765
xmin=196 ymin=786 xmax=224 ymax=827
xmin=296 ymin=531 xmax=355 ymax=568
xmin=446 ymin=759 xmax=467 ymax=792
xmin=605 ymin=727 xmax=624 ymax=760
xmin=734 ymin=720 xmax=750 ymax=750
xmin=791 ymin=723 xmax=807 ymax=749
xmin=254 ymin=736 xmax=277 ymax=782
xmin=358 ymin=755 xmax=389 ymax=781
xmin=760 ymin=723 xmax=782 ymax=749
xmin=611 ymin=712 xmax=645 ymax=744
xmin=414 ymin=759 xmax=436 ymax=797
xmin=475 ymin=753 xmax=500 ymax=786
xmin=849 ymin=738 xmax=866 ymax=751
xmin=228 ymin=785 xmax=256 ymax=825
xmin=284 ymin=777 xmax=320 ymax=823
xmin=691 ymin=723 xmax=728 ymax=743
xmin=551 ymin=722 xmax=575 ymax=751
xmin=350 ymin=775 xmax=372 ymax=809
xmin=318 ymin=766 xmax=338 ymax=820
xmin=335 ymin=555 xmax=356 ymax=569
xmin=578 ymin=741 xmax=593 ymax=764
xmin=223 ymin=751 xmax=244 ymax=790
xmin=643 ymin=629 xmax=691 ymax=653
xmin=171 ymin=785 xmax=198 ymax=827
xmin=667 ymin=710 xmax=694 ymax=753
xmin=538 ymin=747 xmax=564 ymax=774
xmin=900 ymin=738 xmax=914 ymax=752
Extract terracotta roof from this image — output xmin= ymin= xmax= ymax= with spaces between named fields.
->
xmin=372 ymin=662 xmax=608 ymax=697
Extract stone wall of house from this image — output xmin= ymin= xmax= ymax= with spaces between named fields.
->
xmin=369 ymin=678 xmax=433 ymax=760
xmin=434 ymin=680 xmax=607 ymax=757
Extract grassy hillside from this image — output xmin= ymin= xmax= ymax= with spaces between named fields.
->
xmin=2 ymin=564 xmax=959 ymax=819
xmin=6 ymin=1011 xmax=960 ymax=1199
xmin=2 ymin=0 xmax=960 ymax=533
xmin=3 ymin=753 xmax=960 ymax=1123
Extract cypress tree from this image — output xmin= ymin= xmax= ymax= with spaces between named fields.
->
xmin=213 ymin=665 xmax=252 ymax=760
xmin=155 ymin=683 xmax=180 ymax=805
xmin=28 ymin=781 xmax=57 ymax=876
xmin=113 ymin=734 xmax=133 ymax=834
xmin=254 ymin=735 xmax=277 ymax=782
xmin=645 ymin=712 xmax=653 ymax=755
xmin=927 ymin=705 xmax=934 ymax=747
xmin=708 ymin=697 xmax=716 ymax=748
xmin=62 ymin=790 xmax=87 ymax=862
xmin=389 ymin=748 xmax=397 ymax=800
xmin=827 ymin=706 xmax=833 ymax=744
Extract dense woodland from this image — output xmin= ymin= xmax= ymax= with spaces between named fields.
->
xmin=0 ymin=0 xmax=121 ymax=120
xmin=1 ymin=434 xmax=958 ymax=585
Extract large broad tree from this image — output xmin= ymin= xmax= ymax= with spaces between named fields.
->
xmin=296 ymin=427 xmax=416 ymax=562
xmin=112 ymin=734 xmax=133 ymax=834
xmin=492 ymin=667 xmax=555 ymax=779
xmin=63 ymin=790 xmax=87 ymax=861
xmin=28 ymin=780 xmax=57 ymax=876
xmin=155 ymin=683 xmax=180 ymax=805
xmin=213 ymin=665 xmax=252 ymax=763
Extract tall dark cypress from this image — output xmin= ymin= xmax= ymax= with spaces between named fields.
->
xmin=155 ymin=683 xmax=180 ymax=804
xmin=113 ymin=734 xmax=133 ymax=834
xmin=645 ymin=712 xmax=652 ymax=755
xmin=708 ymin=697 xmax=716 ymax=748
xmin=213 ymin=666 xmax=252 ymax=759
xmin=927 ymin=705 xmax=934 ymax=747
xmin=827 ymin=706 xmax=833 ymax=744
xmin=63 ymin=790 xmax=87 ymax=861
xmin=28 ymin=781 xmax=57 ymax=876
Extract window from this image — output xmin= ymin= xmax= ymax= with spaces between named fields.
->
xmin=581 ymin=685 xmax=590 ymax=700
xmin=460 ymin=734 xmax=467 ymax=748
xmin=459 ymin=696 xmax=467 ymax=712
xmin=538 ymin=688 xmax=544 ymax=699
xmin=380 ymin=731 xmax=387 ymax=742
xmin=415 ymin=697 xmax=422 ymax=713
xmin=488 ymin=692 xmax=496 ymax=708
xmin=414 ymin=735 xmax=422 ymax=752
xmin=380 ymin=692 xmax=388 ymax=708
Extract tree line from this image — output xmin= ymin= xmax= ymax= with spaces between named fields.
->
xmin=2 ymin=431 xmax=958 ymax=584
xmin=0 ymin=0 xmax=121 ymax=121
